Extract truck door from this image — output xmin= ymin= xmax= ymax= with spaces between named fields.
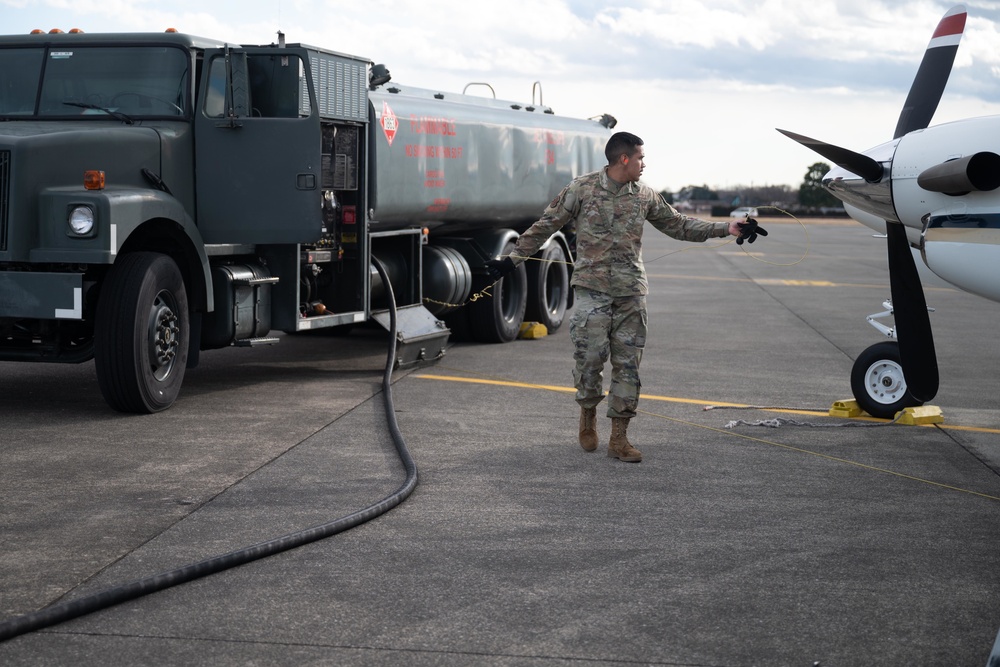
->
xmin=195 ymin=46 xmax=322 ymax=244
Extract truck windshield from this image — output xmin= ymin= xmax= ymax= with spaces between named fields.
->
xmin=0 ymin=45 xmax=189 ymax=119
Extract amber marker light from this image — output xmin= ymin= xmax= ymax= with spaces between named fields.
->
xmin=84 ymin=170 xmax=105 ymax=190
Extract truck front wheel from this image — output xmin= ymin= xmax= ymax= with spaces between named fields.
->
xmin=95 ymin=252 xmax=190 ymax=413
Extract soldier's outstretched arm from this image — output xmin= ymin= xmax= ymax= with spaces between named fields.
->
xmin=648 ymin=194 xmax=731 ymax=242
xmin=507 ymin=185 xmax=579 ymax=263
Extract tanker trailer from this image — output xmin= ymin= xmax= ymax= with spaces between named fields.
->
xmin=367 ymin=78 xmax=616 ymax=343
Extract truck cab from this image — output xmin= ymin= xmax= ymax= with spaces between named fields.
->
xmin=0 ymin=31 xmax=392 ymax=412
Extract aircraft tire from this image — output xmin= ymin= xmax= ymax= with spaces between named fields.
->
xmin=850 ymin=341 xmax=923 ymax=419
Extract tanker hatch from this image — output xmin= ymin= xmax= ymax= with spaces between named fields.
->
xmin=598 ymin=114 xmax=618 ymax=128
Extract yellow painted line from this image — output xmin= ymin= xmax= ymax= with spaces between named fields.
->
xmin=936 ymin=423 xmax=1000 ymax=435
xmin=647 ymin=272 xmax=955 ymax=292
xmin=716 ymin=251 xmax=808 ymax=260
xmin=649 ymin=272 xmax=872 ymax=287
xmin=646 ymin=273 xmax=748 ymax=284
xmin=415 ymin=373 xmax=1000 ymax=432
xmin=757 ymin=279 xmax=842 ymax=287
xmin=415 ymin=374 xmax=576 ymax=394
xmin=415 ymin=372 xmax=1000 ymax=501
xmin=417 ymin=373 xmax=793 ymax=411
xmin=705 ymin=217 xmax=860 ymax=227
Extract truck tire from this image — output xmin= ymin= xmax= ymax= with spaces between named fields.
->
xmin=524 ymin=241 xmax=569 ymax=332
xmin=468 ymin=241 xmax=527 ymax=343
xmin=442 ymin=307 xmax=472 ymax=342
xmin=95 ymin=252 xmax=189 ymax=413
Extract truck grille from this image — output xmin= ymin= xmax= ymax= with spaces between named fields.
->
xmin=0 ymin=151 xmax=8 ymax=251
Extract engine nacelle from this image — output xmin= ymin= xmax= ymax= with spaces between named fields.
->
xmin=917 ymin=152 xmax=1000 ymax=196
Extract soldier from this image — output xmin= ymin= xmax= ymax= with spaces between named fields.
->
xmin=486 ymin=131 xmax=766 ymax=462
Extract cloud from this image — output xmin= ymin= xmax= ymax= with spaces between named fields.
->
xmin=2 ymin=0 xmax=999 ymax=188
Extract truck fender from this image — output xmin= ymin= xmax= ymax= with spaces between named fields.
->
xmin=468 ymin=228 xmax=521 ymax=265
xmin=108 ymin=189 xmax=214 ymax=314
xmin=536 ymin=231 xmax=570 ymax=258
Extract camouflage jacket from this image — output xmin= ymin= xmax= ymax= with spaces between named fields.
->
xmin=509 ymin=168 xmax=730 ymax=296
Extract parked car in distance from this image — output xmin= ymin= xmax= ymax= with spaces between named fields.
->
xmin=729 ymin=207 xmax=759 ymax=218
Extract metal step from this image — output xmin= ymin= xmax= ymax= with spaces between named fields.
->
xmin=234 ymin=336 xmax=280 ymax=347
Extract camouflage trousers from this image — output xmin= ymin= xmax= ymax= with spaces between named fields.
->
xmin=569 ymin=287 xmax=647 ymax=419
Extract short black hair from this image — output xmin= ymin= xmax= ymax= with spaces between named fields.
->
xmin=605 ymin=131 xmax=643 ymax=164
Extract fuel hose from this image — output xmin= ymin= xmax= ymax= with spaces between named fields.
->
xmin=0 ymin=257 xmax=417 ymax=643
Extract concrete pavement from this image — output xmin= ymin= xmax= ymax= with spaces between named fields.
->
xmin=2 ymin=219 xmax=999 ymax=665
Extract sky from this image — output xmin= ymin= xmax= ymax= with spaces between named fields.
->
xmin=3 ymin=0 xmax=1000 ymax=193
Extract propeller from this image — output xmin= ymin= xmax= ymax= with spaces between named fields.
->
xmin=893 ymin=5 xmax=968 ymax=140
xmin=776 ymin=4 xmax=968 ymax=405
xmin=776 ymin=129 xmax=883 ymax=183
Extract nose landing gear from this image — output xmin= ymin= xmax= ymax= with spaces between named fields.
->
xmin=849 ymin=300 xmax=926 ymax=419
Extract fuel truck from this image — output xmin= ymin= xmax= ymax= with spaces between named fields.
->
xmin=0 ymin=30 xmax=615 ymax=412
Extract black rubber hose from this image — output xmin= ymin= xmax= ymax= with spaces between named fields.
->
xmin=0 ymin=257 xmax=417 ymax=643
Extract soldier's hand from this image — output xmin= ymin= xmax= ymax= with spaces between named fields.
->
xmin=737 ymin=217 xmax=768 ymax=245
xmin=485 ymin=257 xmax=515 ymax=281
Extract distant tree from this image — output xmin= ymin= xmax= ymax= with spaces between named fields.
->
xmin=659 ymin=189 xmax=674 ymax=204
xmin=798 ymin=162 xmax=840 ymax=208
xmin=677 ymin=184 xmax=719 ymax=201
xmin=717 ymin=184 xmax=796 ymax=208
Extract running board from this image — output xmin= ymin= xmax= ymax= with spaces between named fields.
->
xmin=234 ymin=337 xmax=280 ymax=347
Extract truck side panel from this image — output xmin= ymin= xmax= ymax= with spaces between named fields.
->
xmin=368 ymin=85 xmax=609 ymax=233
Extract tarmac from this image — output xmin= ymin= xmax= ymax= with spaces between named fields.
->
xmin=1 ymin=218 xmax=999 ymax=666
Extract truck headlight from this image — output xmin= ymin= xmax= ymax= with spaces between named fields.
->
xmin=68 ymin=205 xmax=95 ymax=236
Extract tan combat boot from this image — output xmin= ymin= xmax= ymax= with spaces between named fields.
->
xmin=579 ymin=407 xmax=598 ymax=451
xmin=608 ymin=417 xmax=642 ymax=462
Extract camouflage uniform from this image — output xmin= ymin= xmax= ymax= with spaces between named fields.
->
xmin=508 ymin=167 xmax=729 ymax=418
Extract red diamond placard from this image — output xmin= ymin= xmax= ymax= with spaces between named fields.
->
xmin=380 ymin=100 xmax=398 ymax=146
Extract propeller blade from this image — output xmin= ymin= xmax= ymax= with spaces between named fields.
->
xmin=885 ymin=222 xmax=939 ymax=402
xmin=893 ymin=5 xmax=967 ymax=139
xmin=776 ymin=129 xmax=883 ymax=182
